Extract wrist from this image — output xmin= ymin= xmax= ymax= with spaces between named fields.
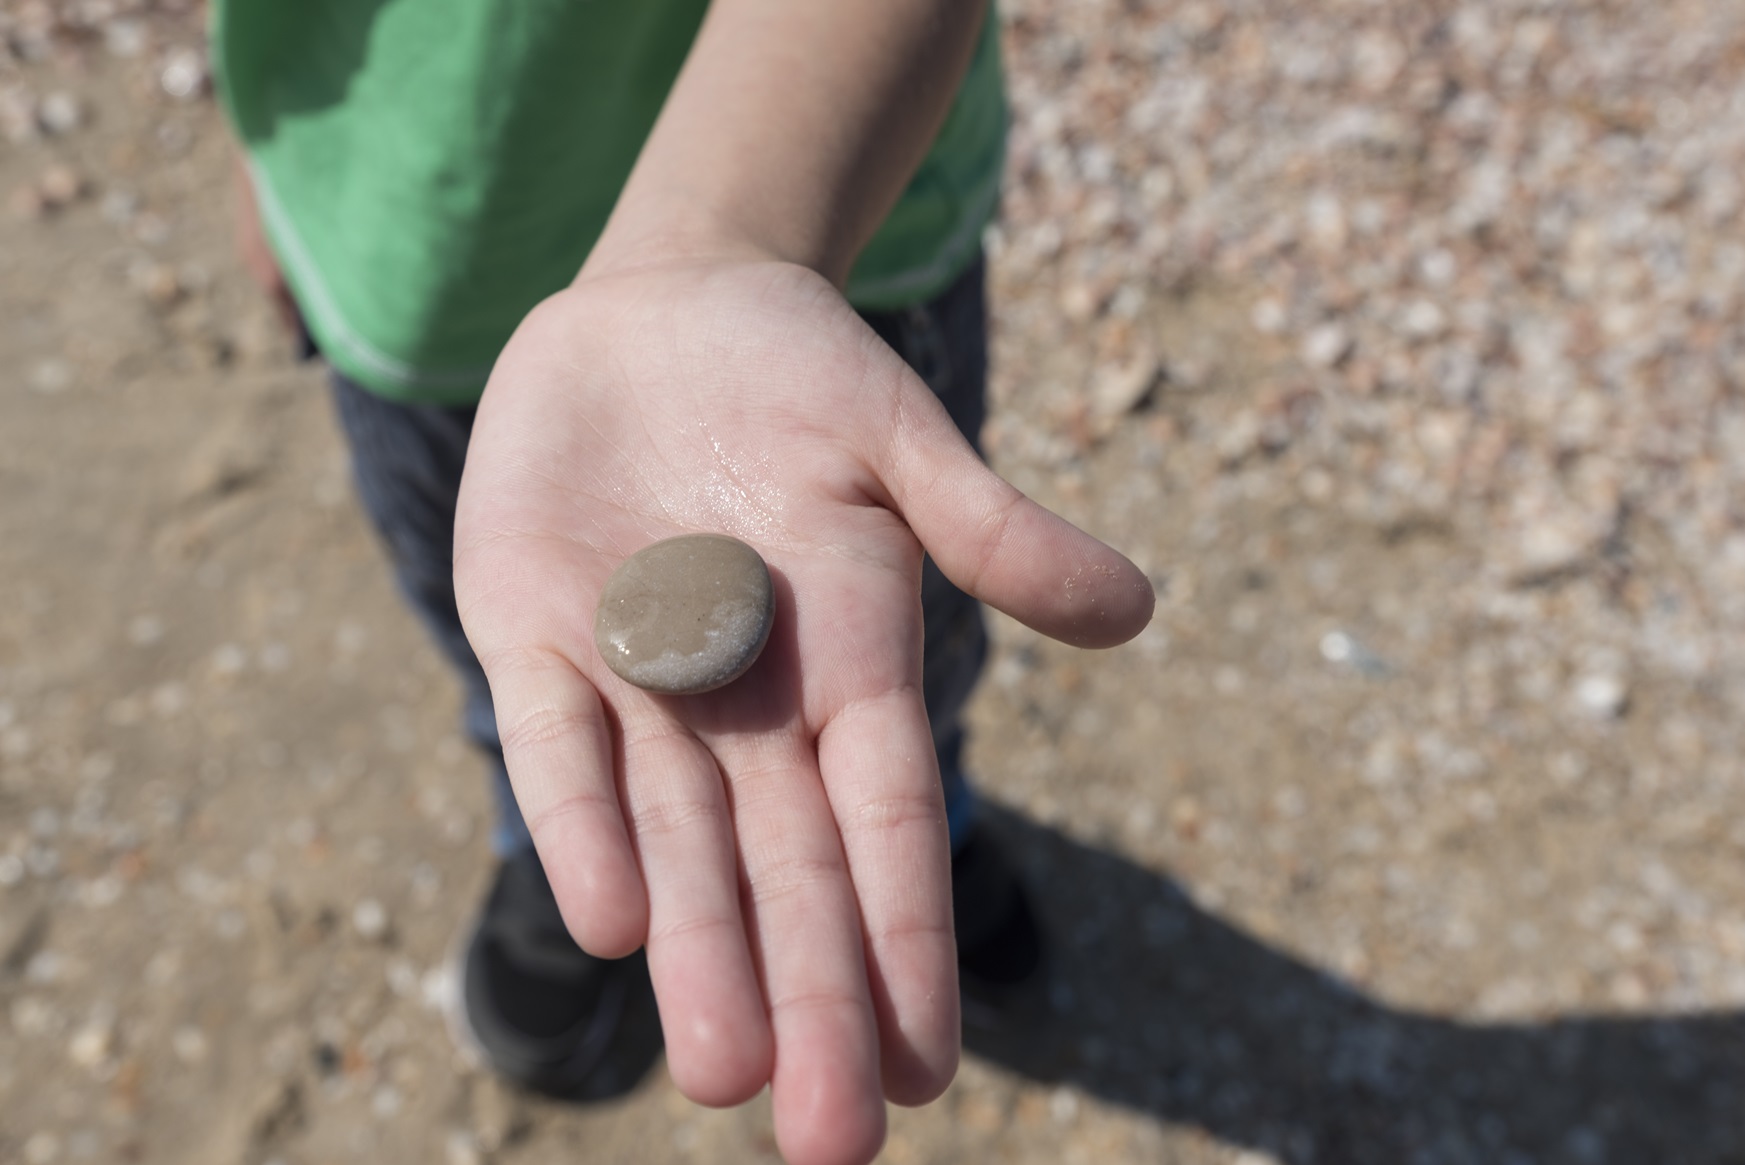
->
xmin=578 ymin=198 xmax=842 ymax=288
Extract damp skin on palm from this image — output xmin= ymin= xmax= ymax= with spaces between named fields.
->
xmin=593 ymin=534 xmax=776 ymax=695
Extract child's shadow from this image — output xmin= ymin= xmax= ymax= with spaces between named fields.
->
xmin=966 ymin=803 xmax=1745 ymax=1165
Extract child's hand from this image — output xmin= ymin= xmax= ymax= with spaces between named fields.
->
xmin=453 ymin=255 xmax=1153 ymax=1165
xmin=231 ymin=158 xmax=304 ymax=340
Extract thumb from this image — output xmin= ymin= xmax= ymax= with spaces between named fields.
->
xmin=878 ymin=387 xmax=1156 ymax=649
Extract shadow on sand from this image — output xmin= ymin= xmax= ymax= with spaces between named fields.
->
xmin=964 ymin=803 xmax=1745 ymax=1165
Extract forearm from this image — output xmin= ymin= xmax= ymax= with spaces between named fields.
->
xmin=583 ymin=0 xmax=988 ymax=285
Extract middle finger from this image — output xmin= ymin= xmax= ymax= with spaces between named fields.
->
xmin=719 ymin=734 xmax=887 ymax=1165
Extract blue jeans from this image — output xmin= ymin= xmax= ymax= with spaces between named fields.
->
xmin=332 ymin=257 xmax=990 ymax=857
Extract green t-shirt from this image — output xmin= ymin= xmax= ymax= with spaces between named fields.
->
xmin=213 ymin=1 xmax=1005 ymax=404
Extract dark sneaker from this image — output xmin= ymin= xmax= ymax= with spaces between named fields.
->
xmin=447 ymin=848 xmax=657 ymax=1098
xmin=952 ymin=829 xmax=1047 ymax=1021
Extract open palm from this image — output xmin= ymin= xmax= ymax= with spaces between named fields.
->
xmin=453 ymin=258 xmax=1153 ymax=1165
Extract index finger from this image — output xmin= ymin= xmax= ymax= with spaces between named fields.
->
xmin=816 ymin=686 xmax=959 ymax=1107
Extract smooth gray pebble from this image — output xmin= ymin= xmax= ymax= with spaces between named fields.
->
xmin=593 ymin=534 xmax=774 ymax=695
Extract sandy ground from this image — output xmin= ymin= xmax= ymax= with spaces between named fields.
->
xmin=4 ymin=3 xmax=1745 ymax=1164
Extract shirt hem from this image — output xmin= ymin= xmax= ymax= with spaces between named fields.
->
xmin=247 ymin=157 xmax=498 ymax=401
